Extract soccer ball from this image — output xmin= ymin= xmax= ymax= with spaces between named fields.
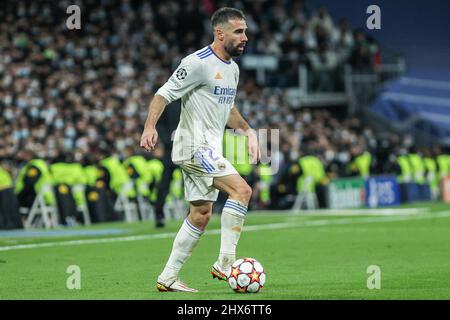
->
xmin=228 ymin=258 xmax=266 ymax=293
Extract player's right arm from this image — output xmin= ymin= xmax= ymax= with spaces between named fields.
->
xmin=140 ymin=55 xmax=203 ymax=151
xmin=140 ymin=94 xmax=168 ymax=151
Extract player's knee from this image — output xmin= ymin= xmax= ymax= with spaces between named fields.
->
xmin=189 ymin=204 xmax=212 ymax=229
xmin=243 ymin=184 xmax=253 ymax=202
xmin=235 ymin=183 xmax=252 ymax=204
xmin=201 ymin=211 xmax=212 ymax=226
xmin=190 ymin=211 xmax=211 ymax=229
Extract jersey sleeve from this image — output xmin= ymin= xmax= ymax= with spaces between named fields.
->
xmin=156 ymin=55 xmax=203 ymax=104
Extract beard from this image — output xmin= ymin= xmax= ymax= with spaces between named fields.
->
xmin=225 ymin=42 xmax=245 ymax=57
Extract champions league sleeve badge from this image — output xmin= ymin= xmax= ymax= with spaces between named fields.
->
xmin=176 ymin=67 xmax=187 ymax=80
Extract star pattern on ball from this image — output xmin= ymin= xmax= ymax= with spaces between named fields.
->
xmin=250 ymin=270 xmax=260 ymax=284
xmin=231 ymin=267 xmax=240 ymax=279
xmin=235 ymin=286 xmax=247 ymax=293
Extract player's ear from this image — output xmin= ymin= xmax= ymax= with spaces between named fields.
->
xmin=215 ymin=25 xmax=225 ymax=41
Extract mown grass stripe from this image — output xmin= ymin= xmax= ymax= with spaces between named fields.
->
xmin=1 ymin=211 xmax=449 ymax=252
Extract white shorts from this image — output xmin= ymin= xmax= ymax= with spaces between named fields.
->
xmin=175 ymin=145 xmax=238 ymax=202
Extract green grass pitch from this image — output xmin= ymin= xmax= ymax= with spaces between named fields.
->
xmin=0 ymin=202 xmax=449 ymax=300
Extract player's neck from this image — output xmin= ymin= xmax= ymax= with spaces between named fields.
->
xmin=210 ymin=42 xmax=231 ymax=62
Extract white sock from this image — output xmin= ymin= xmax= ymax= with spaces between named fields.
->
xmin=217 ymin=199 xmax=247 ymax=270
xmin=158 ymin=218 xmax=203 ymax=283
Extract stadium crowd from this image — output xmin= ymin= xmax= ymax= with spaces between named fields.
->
xmin=1 ymin=0 xmax=386 ymax=173
xmin=1 ymin=1 xmax=449 ymax=228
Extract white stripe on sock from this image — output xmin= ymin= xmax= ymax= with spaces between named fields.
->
xmin=184 ymin=219 xmax=203 ymax=236
xmin=224 ymin=199 xmax=247 ymax=217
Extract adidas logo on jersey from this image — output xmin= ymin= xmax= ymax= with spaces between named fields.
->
xmin=215 ymin=72 xmax=222 ymax=80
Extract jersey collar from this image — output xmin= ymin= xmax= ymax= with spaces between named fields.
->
xmin=208 ymin=45 xmax=231 ymax=65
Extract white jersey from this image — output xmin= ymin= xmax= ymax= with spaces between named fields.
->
xmin=156 ymin=46 xmax=240 ymax=162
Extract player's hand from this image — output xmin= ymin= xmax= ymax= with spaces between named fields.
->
xmin=140 ymin=127 xmax=158 ymax=151
xmin=247 ymin=129 xmax=260 ymax=164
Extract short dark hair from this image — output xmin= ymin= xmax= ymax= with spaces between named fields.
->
xmin=211 ymin=7 xmax=246 ymax=29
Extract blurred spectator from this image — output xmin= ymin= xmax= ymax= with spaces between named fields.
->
xmin=307 ymin=40 xmax=339 ymax=91
xmin=350 ymin=29 xmax=374 ymax=72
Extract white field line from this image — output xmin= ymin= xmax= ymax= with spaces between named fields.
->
xmin=252 ymin=207 xmax=429 ymax=216
xmin=1 ymin=211 xmax=450 ymax=252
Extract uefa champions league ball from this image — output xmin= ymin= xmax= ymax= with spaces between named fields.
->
xmin=227 ymin=258 xmax=266 ymax=293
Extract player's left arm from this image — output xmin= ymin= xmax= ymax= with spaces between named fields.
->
xmin=227 ymin=104 xmax=261 ymax=163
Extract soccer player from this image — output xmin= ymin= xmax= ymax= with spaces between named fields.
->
xmin=140 ymin=7 xmax=260 ymax=292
